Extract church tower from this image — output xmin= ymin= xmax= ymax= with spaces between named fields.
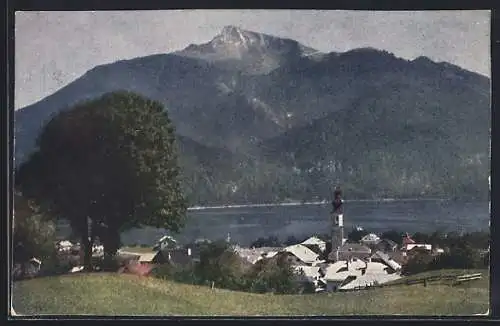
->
xmin=330 ymin=187 xmax=344 ymax=262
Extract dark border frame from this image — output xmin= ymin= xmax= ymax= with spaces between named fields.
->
xmin=3 ymin=1 xmax=498 ymax=323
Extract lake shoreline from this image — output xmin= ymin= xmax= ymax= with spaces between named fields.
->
xmin=187 ymin=197 xmax=452 ymax=211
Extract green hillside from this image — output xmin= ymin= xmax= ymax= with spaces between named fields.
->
xmin=12 ymin=271 xmax=488 ymax=316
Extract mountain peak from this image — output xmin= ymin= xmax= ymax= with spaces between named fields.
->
xmin=221 ymin=25 xmax=244 ymax=35
xmin=212 ymin=25 xmax=263 ymax=49
xmin=176 ymin=26 xmax=319 ymax=75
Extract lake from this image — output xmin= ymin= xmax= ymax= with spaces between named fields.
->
xmin=119 ymin=199 xmax=490 ymax=247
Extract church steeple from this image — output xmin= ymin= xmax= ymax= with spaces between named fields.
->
xmin=330 ymin=187 xmax=344 ymax=262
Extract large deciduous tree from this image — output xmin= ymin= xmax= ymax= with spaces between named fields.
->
xmin=15 ymin=91 xmax=187 ymax=270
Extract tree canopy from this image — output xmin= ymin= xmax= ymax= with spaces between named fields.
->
xmin=15 ymin=91 xmax=187 ymax=269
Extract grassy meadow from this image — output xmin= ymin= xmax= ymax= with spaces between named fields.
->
xmin=12 ymin=269 xmax=489 ymax=316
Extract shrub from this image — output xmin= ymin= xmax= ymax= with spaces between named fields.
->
xmin=300 ymin=281 xmax=317 ymax=294
xmin=401 ymin=250 xmax=434 ymax=276
xmin=13 ymin=193 xmax=57 ymax=265
xmin=347 ymin=228 xmax=369 ymax=243
xmin=150 ymin=241 xmax=303 ymax=295
xmin=196 ymin=241 xmax=249 ymax=289
xmin=250 ymin=236 xmax=281 ymax=248
xmin=100 ymin=256 xmax=122 ymax=272
xmin=39 ymin=252 xmax=78 ymax=276
xmin=428 ymin=243 xmax=480 ymax=270
xmin=380 ymin=230 xmax=404 ymax=246
xmin=246 ymin=256 xmax=301 ymax=294
xmin=150 ymin=263 xmax=176 ymax=280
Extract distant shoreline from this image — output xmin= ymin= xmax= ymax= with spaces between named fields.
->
xmin=187 ymin=198 xmax=452 ymax=211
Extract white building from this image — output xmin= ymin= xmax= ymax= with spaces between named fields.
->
xmin=56 ymin=240 xmax=73 ymax=253
xmin=283 ymin=244 xmax=321 ymax=266
xmin=294 ymin=265 xmax=322 ymax=286
xmin=360 ymin=233 xmax=381 ymax=245
xmin=154 ymin=235 xmax=177 ymax=250
xmin=233 ymin=246 xmax=282 ymax=264
xmin=300 ymin=236 xmax=327 ymax=252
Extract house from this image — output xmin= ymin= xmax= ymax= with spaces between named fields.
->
xmin=321 ymin=259 xmax=402 ymax=292
xmin=406 ymin=245 xmax=433 ymax=257
xmin=165 ymin=248 xmax=195 ymax=267
xmin=405 ymin=244 xmax=432 ymax=253
xmin=370 ymin=251 xmax=401 ymax=272
xmin=283 ymin=244 xmax=321 ymax=266
xmin=92 ymin=244 xmax=104 ymax=257
xmin=375 ymin=239 xmax=399 ymax=253
xmin=360 ymin=233 xmax=381 ymax=246
xmin=329 ymin=243 xmax=372 ymax=262
xmin=321 ymin=259 xmax=367 ymax=291
xmin=301 ymin=244 xmax=324 ymax=256
xmin=338 ymin=271 xmax=401 ymax=291
xmin=138 ymin=251 xmax=168 ymax=265
xmin=25 ymin=258 xmax=42 ymax=277
xmin=400 ymin=232 xmax=432 ymax=256
xmin=56 ymin=240 xmax=73 ymax=252
xmin=294 ymin=265 xmax=322 ymax=285
xmin=402 ymin=233 xmax=416 ymax=247
xmin=233 ymin=246 xmax=282 ymax=264
xmin=153 ymin=235 xmax=178 ymax=251
xmin=301 ymin=236 xmax=327 ymax=252
xmin=387 ymin=250 xmax=407 ymax=265
xmin=322 ymin=261 xmax=356 ymax=291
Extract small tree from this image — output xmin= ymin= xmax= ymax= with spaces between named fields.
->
xmin=347 ymin=228 xmax=369 ymax=243
xmin=15 ymin=91 xmax=187 ymax=271
xmin=250 ymin=236 xmax=281 ymax=248
xmin=13 ymin=192 xmax=57 ymax=277
xmin=13 ymin=192 xmax=56 ymax=259
xmin=429 ymin=242 xmax=479 ymax=270
xmin=401 ymin=249 xmax=434 ymax=276
xmin=380 ymin=230 xmax=404 ymax=246
xmin=412 ymin=232 xmax=430 ymax=244
xmin=247 ymin=255 xmax=301 ymax=294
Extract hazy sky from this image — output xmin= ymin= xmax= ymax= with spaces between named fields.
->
xmin=15 ymin=10 xmax=490 ymax=109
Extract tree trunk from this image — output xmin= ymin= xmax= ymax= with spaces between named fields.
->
xmin=82 ymin=235 xmax=94 ymax=272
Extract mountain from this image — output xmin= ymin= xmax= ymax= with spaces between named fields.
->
xmin=14 ymin=27 xmax=491 ymax=204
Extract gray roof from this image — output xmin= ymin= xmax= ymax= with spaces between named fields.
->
xmin=339 ymin=243 xmax=371 ymax=253
xmin=372 ymin=251 xmax=402 ymax=271
xmin=379 ymin=239 xmax=398 ymax=247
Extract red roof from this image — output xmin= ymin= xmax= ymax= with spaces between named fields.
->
xmin=402 ymin=233 xmax=416 ymax=245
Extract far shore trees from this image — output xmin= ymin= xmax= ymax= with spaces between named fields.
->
xmin=15 ymin=91 xmax=187 ymax=271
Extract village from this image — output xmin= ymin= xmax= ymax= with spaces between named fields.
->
xmin=41 ymin=227 xmax=445 ymax=293
xmin=18 ymin=189 xmax=453 ymax=294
